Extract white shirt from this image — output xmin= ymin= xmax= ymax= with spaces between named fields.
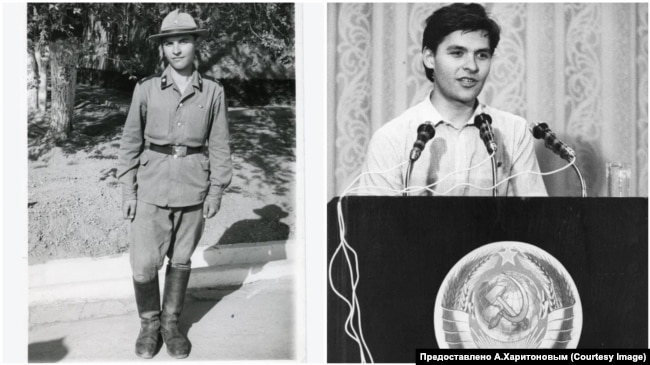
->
xmin=358 ymin=94 xmax=548 ymax=196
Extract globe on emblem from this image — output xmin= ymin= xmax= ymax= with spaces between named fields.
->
xmin=433 ymin=242 xmax=582 ymax=349
xmin=474 ymin=271 xmax=542 ymax=342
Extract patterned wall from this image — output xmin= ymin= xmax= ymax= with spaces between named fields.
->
xmin=328 ymin=3 xmax=648 ymax=198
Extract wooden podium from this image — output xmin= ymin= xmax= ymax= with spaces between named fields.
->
xmin=327 ymin=197 xmax=648 ymax=363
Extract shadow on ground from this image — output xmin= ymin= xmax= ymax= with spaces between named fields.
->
xmin=175 ymin=204 xmax=291 ymax=349
xmin=217 ymin=204 xmax=290 ymax=245
xmin=28 ymin=338 xmax=68 ymax=363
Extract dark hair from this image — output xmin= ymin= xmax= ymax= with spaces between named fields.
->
xmin=422 ymin=3 xmax=501 ymax=82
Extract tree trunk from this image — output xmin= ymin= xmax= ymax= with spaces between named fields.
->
xmin=35 ymin=45 xmax=49 ymax=111
xmin=48 ymin=38 xmax=80 ymax=142
xmin=27 ymin=44 xmax=39 ymax=112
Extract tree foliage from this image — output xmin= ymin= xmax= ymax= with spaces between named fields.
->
xmin=28 ymin=3 xmax=295 ymax=79
xmin=28 ymin=3 xmax=87 ymax=45
xmin=27 ymin=3 xmax=295 ymax=141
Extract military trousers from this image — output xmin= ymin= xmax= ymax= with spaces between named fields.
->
xmin=129 ymin=201 xmax=205 ymax=282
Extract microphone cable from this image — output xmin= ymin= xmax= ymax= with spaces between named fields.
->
xmin=329 ymin=160 xmax=411 ymax=363
xmin=330 ymin=154 xmax=496 ymax=363
xmin=402 ymin=152 xmax=495 ymax=196
xmin=432 ymin=158 xmax=576 ymax=196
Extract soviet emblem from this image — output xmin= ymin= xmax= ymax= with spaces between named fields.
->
xmin=434 ymin=241 xmax=582 ymax=348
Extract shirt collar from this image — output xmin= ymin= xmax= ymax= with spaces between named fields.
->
xmin=417 ymin=89 xmax=486 ymax=128
xmin=160 ymin=65 xmax=202 ymax=92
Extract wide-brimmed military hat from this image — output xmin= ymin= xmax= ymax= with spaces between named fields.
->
xmin=148 ymin=9 xmax=209 ymax=41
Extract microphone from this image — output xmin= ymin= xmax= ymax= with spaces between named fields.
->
xmin=474 ymin=113 xmax=497 ymax=154
xmin=410 ymin=122 xmax=436 ymax=161
xmin=531 ymin=122 xmax=576 ymax=162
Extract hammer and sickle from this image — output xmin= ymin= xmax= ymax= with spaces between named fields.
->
xmin=485 ymin=274 xmax=530 ymax=329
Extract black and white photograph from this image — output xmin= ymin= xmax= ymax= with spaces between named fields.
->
xmin=327 ymin=3 xmax=648 ymax=362
xmin=21 ymin=2 xmax=302 ymax=361
xmin=3 ymin=1 xmax=650 ymax=363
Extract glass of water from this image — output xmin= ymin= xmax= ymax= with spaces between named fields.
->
xmin=606 ymin=162 xmax=631 ymax=197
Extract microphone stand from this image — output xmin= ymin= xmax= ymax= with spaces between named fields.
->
xmin=490 ymin=156 xmax=498 ymax=197
xmin=532 ymin=122 xmax=586 ymax=197
xmin=404 ymin=122 xmax=436 ymax=197
xmin=570 ymin=160 xmax=587 ymax=197
xmin=474 ymin=114 xmax=498 ymax=197
xmin=403 ymin=160 xmax=415 ymax=197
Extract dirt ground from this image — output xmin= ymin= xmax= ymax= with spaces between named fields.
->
xmin=28 ymin=84 xmax=296 ymax=264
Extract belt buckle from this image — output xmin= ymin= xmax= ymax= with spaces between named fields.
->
xmin=171 ymin=145 xmax=187 ymax=158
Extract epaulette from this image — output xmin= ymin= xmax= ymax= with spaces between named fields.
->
xmin=138 ymin=72 xmax=162 ymax=85
xmin=201 ymin=74 xmax=222 ymax=87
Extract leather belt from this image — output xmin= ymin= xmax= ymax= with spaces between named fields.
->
xmin=149 ymin=143 xmax=203 ymax=158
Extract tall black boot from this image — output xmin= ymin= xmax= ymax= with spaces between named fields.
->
xmin=133 ymin=275 xmax=161 ymax=359
xmin=161 ymin=265 xmax=192 ymax=359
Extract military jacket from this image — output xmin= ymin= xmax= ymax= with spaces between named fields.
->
xmin=117 ymin=65 xmax=233 ymax=207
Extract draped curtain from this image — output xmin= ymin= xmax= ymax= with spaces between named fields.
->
xmin=328 ymin=3 xmax=648 ymax=198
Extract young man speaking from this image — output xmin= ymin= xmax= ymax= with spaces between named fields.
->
xmin=359 ymin=3 xmax=547 ymax=196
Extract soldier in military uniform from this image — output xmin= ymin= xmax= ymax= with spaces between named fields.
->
xmin=117 ymin=9 xmax=232 ymax=359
